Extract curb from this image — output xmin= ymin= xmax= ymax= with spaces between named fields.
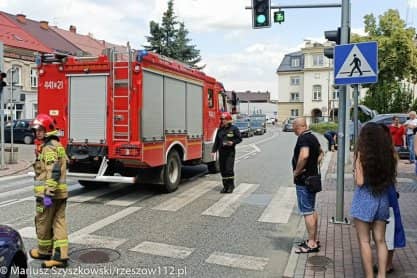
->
xmin=0 ymin=160 xmax=32 ymax=182
xmin=282 ymin=150 xmax=333 ymax=277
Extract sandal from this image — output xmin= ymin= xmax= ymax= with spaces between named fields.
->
xmin=373 ymin=264 xmax=394 ymax=274
xmin=295 ymin=242 xmax=320 ymax=254
xmin=297 ymin=240 xmax=320 ymax=248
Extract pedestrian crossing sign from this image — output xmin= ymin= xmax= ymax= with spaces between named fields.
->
xmin=334 ymin=41 xmax=378 ymax=85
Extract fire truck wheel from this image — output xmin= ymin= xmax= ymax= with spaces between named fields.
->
xmin=207 ymin=159 xmax=220 ymax=174
xmin=163 ymin=150 xmax=182 ymax=192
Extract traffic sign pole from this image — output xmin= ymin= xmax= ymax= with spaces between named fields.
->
xmin=0 ymin=42 xmax=5 ymax=170
xmin=331 ymin=0 xmax=350 ymax=225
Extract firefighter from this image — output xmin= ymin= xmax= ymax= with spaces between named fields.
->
xmin=211 ymin=112 xmax=242 ymax=193
xmin=29 ymin=114 xmax=69 ymax=268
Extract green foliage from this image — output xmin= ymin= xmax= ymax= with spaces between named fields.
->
xmin=144 ymin=0 xmax=203 ymax=68
xmin=310 ymin=122 xmax=338 ymax=134
xmin=353 ymin=9 xmax=417 ymax=113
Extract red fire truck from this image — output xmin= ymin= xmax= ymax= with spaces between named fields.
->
xmin=36 ymin=46 xmax=227 ymax=192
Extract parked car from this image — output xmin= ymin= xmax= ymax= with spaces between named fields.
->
xmin=0 ymin=225 xmax=28 ymax=278
xmin=249 ymin=115 xmax=266 ymax=135
xmin=282 ymin=117 xmax=296 ymax=132
xmin=235 ymin=121 xmax=254 ymax=137
xmin=366 ymin=113 xmax=409 ymax=159
xmin=4 ymin=119 xmax=34 ymax=144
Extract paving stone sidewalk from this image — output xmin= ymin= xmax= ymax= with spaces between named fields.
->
xmin=294 ymin=153 xmax=417 ymax=278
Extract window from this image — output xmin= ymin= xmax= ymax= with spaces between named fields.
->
xmin=208 ymin=89 xmax=214 ymax=108
xmin=290 ymin=92 xmax=299 ymax=102
xmin=313 ymin=85 xmax=322 ymax=101
xmin=291 ymin=58 xmax=300 ymax=67
xmin=290 ymin=76 xmax=301 ymax=86
xmin=8 ymin=65 xmax=22 ymax=85
xmin=313 ymin=54 xmax=324 ymax=66
xmin=290 ymin=109 xmax=299 ymax=116
xmin=218 ymin=91 xmax=226 ymax=112
xmin=31 ymin=68 xmax=38 ymax=88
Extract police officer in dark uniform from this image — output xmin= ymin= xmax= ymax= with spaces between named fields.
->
xmin=211 ymin=112 xmax=242 ymax=193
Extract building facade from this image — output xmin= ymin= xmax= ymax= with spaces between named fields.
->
xmin=277 ymin=41 xmax=337 ymax=124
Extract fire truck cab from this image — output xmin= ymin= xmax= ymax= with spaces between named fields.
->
xmin=37 ymin=47 xmax=227 ymax=192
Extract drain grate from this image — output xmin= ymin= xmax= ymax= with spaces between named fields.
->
xmin=70 ymin=248 xmax=121 ymax=264
xmin=307 ymin=255 xmax=333 ymax=268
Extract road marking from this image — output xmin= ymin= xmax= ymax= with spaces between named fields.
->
xmin=202 ymin=183 xmax=259 ymax=218
xmin=152 ymin=181 xmax=218 ymax=212
xmin=105 ymin=192 xmax=152 ymax=207
xmin=129 ymin=241 xmax=194 ymax=259
xmin=0 ymin=173 xmax=31 ymax=183
xmin=0 ymin=185 xmax=32 ymax=199
xmin=19 ymin=206 xmax=141 ymax=248
xmin=69 ymin=186 xmax=122 ymax=203
xmin=70 ymin=206 xmax=141 ymax=237
xmin=205 ymin=251 xmax=269 ymax=271
xmin=250 ymin=143 xmax=261 ymax=152
xmin=258 ymin=187 xmax=296 ymax=224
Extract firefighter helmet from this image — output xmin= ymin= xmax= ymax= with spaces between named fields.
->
xmin=31 ymin=114 xmax=57 ymax=136
xmin=220 ymin=112 xmax=233 ymax=123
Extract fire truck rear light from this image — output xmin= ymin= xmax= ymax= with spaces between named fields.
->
xmin=39 ymin=69 xmax=45 ymax=75
xmin=116 ymin=145 xmax=141 ymax=156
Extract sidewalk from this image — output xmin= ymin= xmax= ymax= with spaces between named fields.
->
xmin=293 ymin=152 xmax=417 ymax=277
xmin=0 ymin=159 xmax=32 ymax=177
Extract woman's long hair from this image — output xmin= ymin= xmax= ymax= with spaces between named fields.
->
xmin=354 ymin=122 xmax=397 ymax=195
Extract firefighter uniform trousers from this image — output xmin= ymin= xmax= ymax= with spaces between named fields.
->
xmin=219 ymin=148 xmax=236 ymax=189
xmin=32 ymin=138 xmax=69 ymax=267
xmin=35 ymin=198 xmax=68 ymax=260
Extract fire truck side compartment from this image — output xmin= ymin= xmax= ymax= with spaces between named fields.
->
xmin=186 ymin=83 xmax=203 ymax=138
xmin=69 ymin=75 xmax=107 ymax=143
xmin=164 ymin=77 xmax=186 ymax=134
xmin=142 ymin=71 xmax=164 ymax=141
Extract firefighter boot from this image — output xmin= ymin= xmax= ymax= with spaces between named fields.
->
xmin=226 ymin=179 xmax=235 ymax=193
xmin=220 ymin=178 xmax=229 ymax=193
xmin=42 ymin=246 xmax=68 ymax=268
xmin=41 ymin=247 xmax=68 ymax=268
xmin=29 ymin=248 xmax=51 ymax=260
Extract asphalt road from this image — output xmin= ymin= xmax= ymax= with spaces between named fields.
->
xmin=0 ymin=126 xmax=314 ymax=278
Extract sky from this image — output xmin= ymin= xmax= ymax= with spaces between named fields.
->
xmin=1 ymin=0 xmax=417 ymax=99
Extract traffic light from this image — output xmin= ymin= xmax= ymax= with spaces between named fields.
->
xmin=274 ymin=10 xmax=285 ymax=24
xmin=324 ymin=28 xmax=341 ymax=45
xmin=324 ymin=47 xmax=334 ymax=59
xmin=252 ymin=0 xmax=271 ymax=29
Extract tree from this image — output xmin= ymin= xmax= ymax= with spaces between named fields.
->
xmin=144 ymin=0 xmax=203 ymax=68
xmin=352 ymin=9 xmax=417 ymax=113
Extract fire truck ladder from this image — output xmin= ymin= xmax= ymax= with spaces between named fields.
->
xmin=111 ymin=42 xmax=133 ymax=141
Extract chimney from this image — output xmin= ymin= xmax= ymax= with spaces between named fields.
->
xmin=69 ymin=25 xmax=76 ymax=33
xmin=16 ymin=14 xmax=26 ymax=24
xmin=40 ymin=20 xmax=49 ymax=30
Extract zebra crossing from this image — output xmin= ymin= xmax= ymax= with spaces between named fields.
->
xmin=1 ymin=175 xmax=298 ymax=272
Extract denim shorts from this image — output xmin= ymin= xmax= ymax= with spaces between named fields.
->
xmin=296 ymin=184 xmax=316 ymax=215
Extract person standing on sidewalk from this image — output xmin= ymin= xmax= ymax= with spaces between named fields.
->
xmin=351 ymin=122 xmax=396 ymax=278
xmin=389 ymin=116 xmax=406 ymax=155
xmin=30 ymin=114 xmax=69 ymax=268
xmin=404 ymin=111 xmax=417 ymax=164
xmin=292 ymin=117 xmax=322 ymax=253
xmin=211 ymin=112 xmax=242 ymax=193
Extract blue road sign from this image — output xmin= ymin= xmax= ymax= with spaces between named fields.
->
xmin=334 ymin=41 xmax=378 ymax=85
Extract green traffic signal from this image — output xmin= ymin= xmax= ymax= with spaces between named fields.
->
xmin=256 ymin=14 xmax=266 ymax=24
xmin=274 ymin=11 xmax=285 ymax=24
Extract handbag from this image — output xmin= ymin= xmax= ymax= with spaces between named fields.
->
xmin=305 ymin=166 xmax=322 ymax=193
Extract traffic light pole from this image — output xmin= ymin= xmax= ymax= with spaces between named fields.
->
xmin=246 ymin=3 xmax=341 ymax=10
xmin=331 ymin=0 xmax=351 ymax=224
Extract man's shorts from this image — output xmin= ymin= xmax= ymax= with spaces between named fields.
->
xmin=296 ymin=184 xmax=316 ymax=216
